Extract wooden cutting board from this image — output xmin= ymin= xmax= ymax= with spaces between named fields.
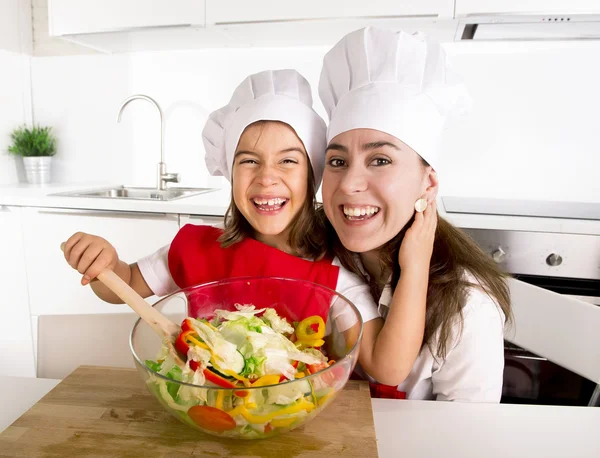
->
xmin=0 ymin=366 xmax=378 ymax=457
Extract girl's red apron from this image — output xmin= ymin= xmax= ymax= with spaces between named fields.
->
xmin=168 ymin=224 xmax=339 ymax=323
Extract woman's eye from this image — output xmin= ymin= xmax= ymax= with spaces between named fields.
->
xmin=281 ymin=159 xmax=298 ymax=164
xmin=239 ymin=159 xmax=257 ymax=165
xmin=327 ymin=158 xmax=346 ymax=168
xmin=371 ymin=157 xmax=391 ymax=166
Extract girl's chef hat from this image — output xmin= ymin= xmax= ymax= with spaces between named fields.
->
xmin=319 ymin=27 xmax=472 ymax=171
xmin=203 ymin=69 xmax=327 ymax=187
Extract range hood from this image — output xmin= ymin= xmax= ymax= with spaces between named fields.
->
xmin=455 ymin=13 xmax=600 ymax=41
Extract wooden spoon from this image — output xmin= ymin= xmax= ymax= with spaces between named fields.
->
xmin=60 ymin=243 xmax=185 ymax=367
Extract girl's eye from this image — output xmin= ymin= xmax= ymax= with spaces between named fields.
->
xmin=239 ymin=159 xmax=257 ymax=165
xmin=371 ymin=157 xmax=391 ymax=166
xmin=327 ymin=158 xmax=346 ymax=168
xmin=281 ymin=159 xmax=298 ymax=164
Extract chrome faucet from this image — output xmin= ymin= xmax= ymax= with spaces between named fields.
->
xmin=116 ymin=94 xmax=180 ymax=191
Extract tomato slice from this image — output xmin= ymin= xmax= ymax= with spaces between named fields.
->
xmin=187 ymin=405 xmax=236 ymax=433
xmin=307 ymin=361 xmax=339 ymax=386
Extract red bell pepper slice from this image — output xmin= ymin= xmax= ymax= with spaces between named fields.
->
xmin=204 ymin=368 xmax=248 ymax=397
xmin=174 ymin=330 xmax=196 ymax=356
xmin=181 ymin=318 xmax=194 ymax=332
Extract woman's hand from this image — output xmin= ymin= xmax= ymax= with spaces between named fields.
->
xmin=63 ymin=232 xmax=119 ymax=285
xmin=398 ymin=200 xmax=437 ymax=272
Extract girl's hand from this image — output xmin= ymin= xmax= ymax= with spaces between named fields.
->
xmin=398 ymin=200 xmax=437 ymax=272
xmin=63 ymin=232 xmax=119 ymax=286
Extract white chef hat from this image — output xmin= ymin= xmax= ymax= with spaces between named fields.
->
xmin=319 ymin=27 xmax=472 ymax=171
xmin=203 ymin=69 xmax=327 ymax=187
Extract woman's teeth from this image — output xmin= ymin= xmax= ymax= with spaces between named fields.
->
xmin=342 ymin=205 xmax=380 ymax=220
xmin=252 ymin=198 xmax=288 ymax=211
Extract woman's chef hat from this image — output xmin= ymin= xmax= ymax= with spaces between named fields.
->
xmin=319 ymin=27 xmax=472 ymax=170
xmin=203 ymin=69 xmax=327 ymax=187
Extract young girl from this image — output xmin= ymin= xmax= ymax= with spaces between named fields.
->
xmin=319 ymin=27 xmax=511 ymax=401
xmin=62 ymin=69 xmax=436 ymax=386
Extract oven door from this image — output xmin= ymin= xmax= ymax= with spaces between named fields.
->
xmin=503 ymin=277 xmax=600 ymax=406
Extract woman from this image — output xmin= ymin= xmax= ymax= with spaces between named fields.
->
xmin=318 ymin=27 xmax=512 ymax=402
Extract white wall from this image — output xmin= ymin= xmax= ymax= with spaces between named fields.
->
xmin=441 ymin=41 xmax=600 ymax=203
xmin=0 ymin=0 xmax=33 ymax=185
xmin=29 ymin=39 xmax=600 ymax=204
xmin=31 ymin=46 xmax=329 ymax=190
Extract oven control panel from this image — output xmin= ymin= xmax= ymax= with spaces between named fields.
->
xmin=462 ymin=228 xmax=600 ymax=281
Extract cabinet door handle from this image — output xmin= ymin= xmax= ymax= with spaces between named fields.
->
xmin=35 ymin=208 xmax=173 ymax=219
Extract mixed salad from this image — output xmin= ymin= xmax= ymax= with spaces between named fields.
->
xmin=144 ymin=304 xmax=342 ymax=439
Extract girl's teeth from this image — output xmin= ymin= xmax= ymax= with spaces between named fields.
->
xmin=254 ymin=198 xmax=285 ymax=205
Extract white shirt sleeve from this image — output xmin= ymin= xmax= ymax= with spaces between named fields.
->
xmin=332 ymin=257 xmax=380 ymax=325
xmin=431 ymin=287 xmax=506 ymax=402
xmin=137 ymin=244 xmax=179 ymax=297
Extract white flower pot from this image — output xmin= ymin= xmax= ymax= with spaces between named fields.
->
xmin=23 ymin=156 xmax=52 ymax=184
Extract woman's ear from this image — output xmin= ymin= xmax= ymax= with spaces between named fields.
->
xmin=423 ymin=168 xmax=439 ymax=203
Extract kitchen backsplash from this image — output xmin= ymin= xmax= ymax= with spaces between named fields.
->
xmin=1 ymin=0 xmax=599 ymax=203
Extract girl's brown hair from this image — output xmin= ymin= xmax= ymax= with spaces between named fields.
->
xmin=218 ymin=121 xmax=328 ymax=260
xmin=323 ymin=187 xmax=512 ymax=359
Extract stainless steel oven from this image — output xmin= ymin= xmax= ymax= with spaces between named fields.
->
xmin=463 ymin=228 xmax=600 ymax=407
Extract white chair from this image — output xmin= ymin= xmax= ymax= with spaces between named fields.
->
xmin=507 ymin=278 xmax=600 ymax=406
xmin=37 ymin=313 xmax=140 ymax=379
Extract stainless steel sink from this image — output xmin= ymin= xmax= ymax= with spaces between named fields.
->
xmin=51 ymin=186 xmax=217 ymax=201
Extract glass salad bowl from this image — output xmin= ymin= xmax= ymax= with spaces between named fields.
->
xmin=129 ymin=276 xmax=364 ymax=440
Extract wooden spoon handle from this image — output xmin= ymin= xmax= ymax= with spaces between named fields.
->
xmin=97 ymin=269 xmax=180 ymax=338
xmin=60 ymin=242 xmax=179 ymax=338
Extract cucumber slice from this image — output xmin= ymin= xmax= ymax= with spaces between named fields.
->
xmin=232 ymin=350 xmax=245 ymax=374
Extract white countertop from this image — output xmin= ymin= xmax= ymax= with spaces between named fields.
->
xmin=2 ymin=183 xmax=600 ymax=235
xmin=1 ymin=376 xmax=599 ymax=458
xmin=0 ymin=183 xmax=232 ymax=216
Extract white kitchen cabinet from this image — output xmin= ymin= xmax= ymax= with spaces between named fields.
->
xmin=0 ymin=206 xmax=36 ymax=377
xmin=48 ymin=0 xmax=206 ymax=36
xmin=455 ymin=0 xmax=600 ymax=16
xmin=46 ymin=0 xmax=458 ymax=52
xmin=179 ymin=214 xmax=223 ymax=228
xmin=206 ymin=0 xmax=455 ymax=24
xmin=21 ymin=207 xmax=179 ymax=316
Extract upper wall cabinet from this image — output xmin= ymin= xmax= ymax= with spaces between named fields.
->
xmin=46 ymin=0 xmax=457 ymax=53
xmin=48 ymin=0 xmax=206 ymax=36
xmin=455 ymin=0 xmax=600 ymax=16
xmin=206 ymin=1 xmax=455 ymax=23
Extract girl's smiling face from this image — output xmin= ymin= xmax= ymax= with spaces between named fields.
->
xmin=322 ymin=128 xmax=438 ymax=254
xmin=232 ymin=121 xmax=309 ymax=251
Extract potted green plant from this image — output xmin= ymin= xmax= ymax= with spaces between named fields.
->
xmin=8 ymin=125 xmax=57 ymax=184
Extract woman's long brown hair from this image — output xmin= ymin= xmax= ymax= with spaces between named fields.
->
xmin=321 ymin=207 xmax=512 ymax=359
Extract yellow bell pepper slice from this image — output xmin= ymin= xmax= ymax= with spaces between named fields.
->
xmin=270 ymin=417 xmax=298 ymax=428
xmin=186 ymin=334 xmax=210 ymax=350
xmin=243 ymin=398 xmax=315 ymax=424
xmin=251 ymin=374 xmax=281 ymax=387
xmin=295 ymin=316 xmax=325 ymax=341
xmin=215 ymin=389 xmax=225 ymax=410
xmin=296 ymin=338 xmax=325 ymax=348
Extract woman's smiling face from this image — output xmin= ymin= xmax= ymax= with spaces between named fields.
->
xmin=322 ymin=128 xmax=438 ymax=253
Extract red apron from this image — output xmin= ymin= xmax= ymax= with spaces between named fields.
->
xmin=168 ymin=224 xmax=340 ymax=323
